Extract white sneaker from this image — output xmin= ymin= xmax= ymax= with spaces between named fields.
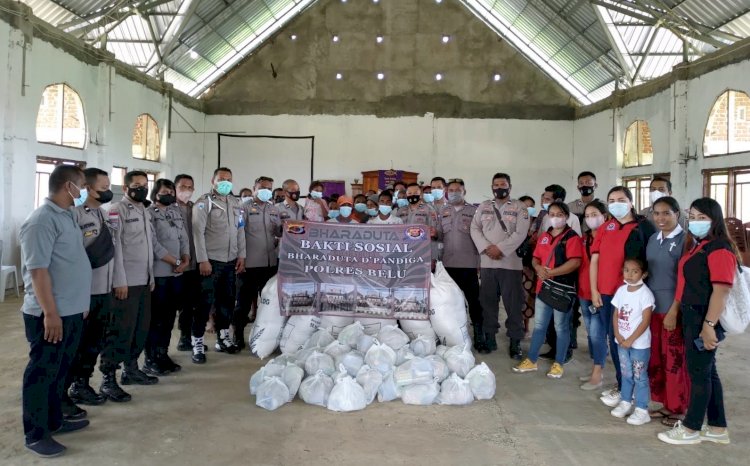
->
xmin=627 ymin=408 xmax=651 ymax=425
xmin=610 ymin=400 xmax=632 ymax=418
xmin=600 ymin=389 xmax=621 ymax=407
xmin=658 ymin=421 xmax=701 ymax=445
xmin=600 ymin=384 xmax=618 ymax=396
xmin=700 ymin=425 xmax=730 ymax=444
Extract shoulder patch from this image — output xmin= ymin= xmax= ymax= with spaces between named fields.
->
xmin=606 ymin=222 xmax=616 ymax=231
xmin=197 ymin=202 xmax=205 ymax=209
xmin=540 ymin=236 xmax=550 ymax=245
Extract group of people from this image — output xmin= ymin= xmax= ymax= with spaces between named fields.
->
xmin=18 ymin=165 xmax=735 ymax=457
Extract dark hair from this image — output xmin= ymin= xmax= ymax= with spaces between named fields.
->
xmin=379 ymin=190 xmax=393 ymax=203
xmin=393 ymin=180 xmax=406 ymax=188
xmin=652 ymin=196 xmax=680 ymax=214
xmin=406 ymin=182 xmax=420 ymax=189
xmin=548 ymin=201 xmax=570 ymax=218
xmin=584 ymin=199 xmax=607 ymax=216
xmin=578 ymin=171 xmax=597 ymax=181
xmin=174 ymin=174 xmax=193 ymax=185
xmin=255 ymin=176 xmax=274 ymax=184
xmin=124 ymin=170 xmax=148 ymax=186
xmin=49 ymin=165 xmax=84 ymax=193
xmin=151 ymin=178 xmax=176 ymax=203
xmin=544 ymin=184 xmax=567 ymax=202
xmin=354 ymin=194 xmax=367 ymax=203
xmin=310 ymin=180 xmax=324 ymax=191
xmin=272 ymin=188 xmax=283 ymax=196
xmin=430 ymin=176 xmax=447 ymax=186
xmin=492 ymin=172 xmax=511 ymax=184
xmin=83 ymin=167 xmax=108 ymax=187
xmin=607 ymin=185 xmax=637 ymax=218
xmin=651 ymin=176 xmax=672 ymax=192
xmin=624 ymin=256 xmax=648 ymax=274
xmin=213 ymin=167 xmax=232 ymax=177
xmin=518 ymin=195 xmax=535 ymax=205
xmin=330 ymin=193 xmax=340 ymax=202
xmin=689 ymin=197 xmax=743 ymax=262
xmin=239 ymin=188 xmax=252 ymax=197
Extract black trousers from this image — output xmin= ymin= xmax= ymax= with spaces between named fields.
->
xmin=445 ymin=267 xmax=482 ymax=327
xmin=479 ymin=268 xmax=524 ymax=339
xmin=194 ymin=260 xmax=236 ymax=337
xmin=178 ymin=270 xmax=201 ymax=337
xmin=22 ymin=313 xmax=83 ymax=444
xmin=69 ymin=293 xmax=113 ymax=379
xmin=147 ymin=276 xmax=183 ymax=355
xmin=100 ymin=285 xmax=150 ymax=372
xmin=233 ymin=266 xmax=277 ymax=330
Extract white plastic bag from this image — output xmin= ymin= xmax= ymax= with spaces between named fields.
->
xmin=357 ymin=317 xmax=392 ymax=336
xmin=377 ymin=325 xmax=410 ymax=351
xmin=293 ymin=347 xmax=317 ymax=368
xmin=425 ymin=355 xmax=450 ymax=383
xmin=319 ymin=315 xmax=355 ymax=338
xmin=401 ymin=381 xmax=439 ymax=406
xmin=336 ymin=350 xmax=365 ymax=377
xmin=249 ymin=367 xmax=265 ymax=395
xmin=395 ymin=346 xmax=415 ymax=366
xmin=280 ymin=314 xmax=321 ymax=355
xmin=281 ymin=363 xmax=304 ymax=401
xmin=255 ymin=376 xmax=290 ymax=411
xmin=327 ymin=376 xmax=367 ymax=412
xmin=721 ymin=266 xmax=750 ymax=334
xmin=304 ymin=329 xmax=335 ymax=350
xmin=394 ymin=357 xmax=434 ymax=387
xmin=438 ymin=373 xmax=475 ymax=406
xmin=338 ymin=321 xmax=365 ymax=349
xmin=430 ymin=263 xmax=472 ymax=347
xmin=466 ymin=362 xmax=496 ymax=400
xmin=263 ymin=358 xmax=286 ymax=378
xmin=304 ymin=350 xmax=335 ymax=376
xmin=444 ymin=343 xmax=476 ymax=378
xmin=399 ymin=319 xmax=437 ymax=342
xmin=299 ymin=370 xmax=334 ymax=407
xmin=364 ymin=341 xmax=397 ymax=375
xmin=324 ymin=340 xmax=351 ymax=360
xmin=356 ymin=334 xmax=376 ymax=354
xmin=356 ymin=365 xmax=383 ymax=405
xmin=377 ymin=370 xmax=402 ymax=402
xmin=436 ymin=345 xmax=449 ymax=358
xmin=248 ymin=275 xmax=288 ymax=359
xmin=410 ymin=334 xmax=437 ymax=357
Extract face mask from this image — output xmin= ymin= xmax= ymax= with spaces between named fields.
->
xmin=96 ymin=189 xmax=113 ymax=204
xmin=215 ymin=180 xmax=233 ymax=196
xmin=310 ymin=191 xmax=323 ymax=200
xmin=69 ymin=184 xmax=88 ymax=208
xmin=407 ymin=195 xmax=421 ymax=205
xmin=257 ymin=188 xmax=273 ymax=203
xmin=128 ymin=186 xmax=148 ymax=203
xmin=688 ymin=220 xmax=711 ymax=239
xmin=379 ymin=205 xmax=392 ymax=216
xmin=549 ymin=217 xmax=567 ymax=229
xmin=158 ymin=194 xmax=176 ymax=206
xmin=241 ymin=196 xmax=253 ymax=204
xmin=447 ymin=192 xmax=463 ymax=204
xmin=431 ymin=188 xmax=444 ymax=200
xmin=649 ymin=190 xmax=666 ymax=205
xmin=579 ymin=186 xmax=595 ymax=197
xmin=527 ymin=206 xmax=537 ymax=218
xmin=274 ymin=196 xmax=285 ymax=204
xmin=608 ymin=202 xmax=630 ymax=219
xmin=542 ymin=203 xmax=551 ymax=211
xmin=288 ymin=191 xmax=300 ymax=201
xmin=339 ymin=206 xmax=353 ymax=217
xmin=585 ymin=215 xmax=605 ymax=230
xmin=328 ymin=209 xmax=340 ymax=219
xmin=396 ymin=198 xmax=408 ymax=208
xmin=423 ymin=193 xmax=434 ymax=203
xmin=354 ymin=203 xmax=367 ymax=213
xmin=625 ymin=278 xmax=645 ymax=286
xmin=493 ymin=188 xmax=510 ymax=199
xmin=177 ymin=190 xmax=192 ymax=204
xmin=367 ymin=208 xmax=377 ymax=217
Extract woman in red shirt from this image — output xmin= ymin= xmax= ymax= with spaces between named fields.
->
xmin=658 ymin=198 xmax=738 ymax=445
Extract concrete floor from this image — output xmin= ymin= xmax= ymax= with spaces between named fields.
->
xmin=1 ymin=294 xmax=749 ymax=466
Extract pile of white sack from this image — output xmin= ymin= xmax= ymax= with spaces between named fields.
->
xmin=248 ymin=263 xmax=496 ymax=412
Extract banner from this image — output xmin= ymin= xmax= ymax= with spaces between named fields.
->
xmin=378 ymin=169 xmax=404 ymax=190
xmin=278 ymin=221 xmax=431 ymax=320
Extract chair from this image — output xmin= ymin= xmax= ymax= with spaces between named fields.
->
xmin=0 ymin=239 xmax=20 ymax=303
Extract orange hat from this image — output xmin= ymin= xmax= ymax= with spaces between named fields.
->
xmin=337 ymin=195 xmax=354 ymax=206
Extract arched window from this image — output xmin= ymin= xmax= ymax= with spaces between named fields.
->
xmin=704 ymin=90 xmax=750 ymax=156
xmin=132 ymin=114 xmax=161 ymax=161
xmin=623 ymin=120 xmax=654 ymax=168
xmin=36 ymin=83 xmax=87 ymax=149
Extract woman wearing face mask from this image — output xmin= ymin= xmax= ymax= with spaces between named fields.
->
xmin=519 ymin=195 xmax=538 ymax=335
xmin=658 ymin=198 xmax=738 ymax=445
xmin=590 ymin=186 xmax=657 ymax=407
xmin=578 ymin=200 xmax=608 ymax=390
xmin=303 ymin=181 xmax=328 ymax=222
xmin=365 ymin=196 xmax=379 ymax=220
xmin=353 ymin=194 xmax=369 ymax=223
xmin=327 ymin=196 xmax=359 ymax=223
xmin=145 ymin=179 xmax=190 ymax=376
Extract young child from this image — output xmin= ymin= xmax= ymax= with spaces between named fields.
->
xmin=608 ymin=257 xmax=655 ymax=426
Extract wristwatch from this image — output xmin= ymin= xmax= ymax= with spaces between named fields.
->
xmin=705 ymin=319 xmax=716 ymax=327
xmin=175 ymin=259 xmax=182 ymax=267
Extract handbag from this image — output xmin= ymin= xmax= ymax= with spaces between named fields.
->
xmin=491 ymin=203 xmax=530 ymax=259
xmin=537 ymin=231 xmax=577 ymax=312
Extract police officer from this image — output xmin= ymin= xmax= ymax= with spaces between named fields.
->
xmin=540 ymin=184 xmax=581 ymax=234
xmin=471 ymin=173 xmax=530 ymax=358
xmin=234 ymin=176 xmax=281 ymax=349
xmin=397 ymin=183 xmax=441 ymax=260
xmin=568 ymin=171 xmax=598 ymax=230
xmin=276 ymin=178 xmax=304 ymax=222
xmin=440 ymin=178 xmax=483 ymax=349
xmin=430 ymin=176 xmax=448 ymax=210
xmin=107 ymin=171 xmax=157 ymax=387
xmin=192 ymin=167 xmax=246 ymax=362
xmin=640 ymin=176 xmax=688 ymax=229
xmin=174 ymin=174 xmax=198 ymax=352
xmin=68 ymin=168 xmax=127 ymax=405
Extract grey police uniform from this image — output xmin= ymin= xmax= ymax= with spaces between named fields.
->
xmin=397 ymin=203 xmax=441 ymax=260
xmin=276 ymin=199 xmax=304 ymax=222
xmin=149 ymin=205 xmax=190 ymax=278
xmin=470 ymin=198 xmax=531 ymax=339
xmin=75 ymin=205 xmax=117 ymax=295
xmin=177 ymin=201 xmax=200 ymax=341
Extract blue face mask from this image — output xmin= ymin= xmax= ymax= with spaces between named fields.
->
xmin=423 ymin=193 xmax=434 ymax=203
xmin=379 ymin=205 xmax=392 ymax=216
xmin=527 ymin=206 xmax=537 ymax=217
xmin=367 ymin=208 xmax=378 ymax=217
xmin=339 ymin=206 xmax=353 ymax=217
xmin=688 ymin=220 xmax=711 ymax=239
xmin=70 ymin=184 xmax=88 ymax=207
xmin=396 ymin=198 xmax=408 ymax=209
xmin=328 ymin=210 xmax=340 ymax=219
xmin=310 ymin=191 xmax=323 ymax=199
xmin=542 ymin=203 xmax=551 ymax=211
xmin=608 ymin=201 xmax=630 ymax=219
xmin=431 ymin=188 xmax=444 ymax=200
xmin=354 ymin=203 xmax=367 ymax=213
xmin=257 ymin=188 xmax=273 ymax=203
xmin=215 ymin=180 xmax=233 ymax=196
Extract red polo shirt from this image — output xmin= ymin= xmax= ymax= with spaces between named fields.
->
xmin=578 ymin=232 xmax=595 ymax=300
xmin=532 ymin=228 xmax=583 ymax=293
xmin=591 ymin=218 xmax=639 ymax=295
xmin=676 ymin=238 xmax=736 ymax=305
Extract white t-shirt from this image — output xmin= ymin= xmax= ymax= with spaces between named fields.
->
xmin=369 ymin=215 xmax=403 ymax=225
xmin=611 ymin=283 xmax=655 ymax=349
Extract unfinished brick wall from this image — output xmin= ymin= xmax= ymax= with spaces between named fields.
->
xmin=705 ymin=90 xmax=750 ymax=155
xmin=623 ymin=120 xmax=654 ymax=167
xmin=35 ymin=83 xmax=86 ymax=148
xmin=132 ymin=114 xmax=160 ymax=161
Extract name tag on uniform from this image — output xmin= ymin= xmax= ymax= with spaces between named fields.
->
xmin=125 ymin=218 xmax=139 ymax=223
xmin=80 ymin=222 xmax=95 ymax=229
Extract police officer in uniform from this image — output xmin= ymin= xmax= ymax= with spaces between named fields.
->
xmin=471 ymin=173 xmax=530 ymax=358
xmin=192 ymin=167 xmax=246 ymax=363
xmin=440 ymin=178 xmax=483 ymax=349
xmin=107 ymin=171 xmax=157 ymax=387
xmin=397 ymin=183 xmax=441 ymax=261
xmin=174 ymin=174 xmax=198 ymax=352
xmin=568 ymin=171 xmax=598 ymax=230
xmin=276 ymin=178 xmax=304 ymax=222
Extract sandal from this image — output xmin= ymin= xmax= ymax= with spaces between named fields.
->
xmin=661 ymin=414 xmax=684 ymax=427
xmin=649 ymin=408 xmax=671 ymax=419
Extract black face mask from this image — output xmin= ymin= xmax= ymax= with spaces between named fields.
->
xmin=407 ymin=195 xmax=421 ymax=205
xmin=128 ymin=186 xmax=148 ymax=203
xmin=493 ymin=188 xmax=510 ymax=199
xmin=288 ymin=191 xmax=300 ymax=201
xmin=96 ymin=189 xmax=113 ymax=204
xmin=158 ymin=194 xmax=176 ymax=206
xmin=274 ymin=196 xmax=285 ymax=204
xmin=579 ymin=186 xmax=595 ymax=197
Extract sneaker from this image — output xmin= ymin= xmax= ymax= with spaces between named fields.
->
xmin=512 ymin=358 xmax=538 ymax=373
xmin=53 ymin=419 xmax=90 ymax=435
xmin=215 ymin=329 xmax=239 ymax=354
xmin=601 ymin=384 xmax=618 ymax=396
xmin=657 ymin=421 xmax=701 ymax=445
xmin=700 ymin=425 xmax=730 ymax=444
xmin=192 ymin=336 xmax=206 ymax=364
xmin=600 ymin=389 xmax=621 ymax=407
xmin=177 ymin=334 xmax=192 ymax=352
xmin=610 ymin=400 xmax=633 ymax=418
xmin=627 ymin=408 xmax=651 ymax=425
xmin=547 ymin=362 xmax=564 ymax=379
xmin=25 ymin=438 xmax=66 ymax=458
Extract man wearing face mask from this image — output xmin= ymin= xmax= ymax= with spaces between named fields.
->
xmin=540 ymin=185 xmax=581 ymax=235
xmin=568 ymin=171 xmax=598 ymax=232
xmin=397 ymin=183 xmax=441 ymax=260
xmin=276 ymin=179 xmax=304 ymax=222
xmin=369 ymin=191 xmax=403 ymax=224
xmin=471 ymin=173 xmax=530 ymax=358
xmin=430 ymin=177 xmax=448 ymax=210
xmin=328 ymin=196 xmax=359 ymax=223
xmin=234 ymin=176 xmax=281 ymax=349
xmin=272 ymin=188 xmax=284 ymax=205
xmin=174 ymin=174 xmax=199 ymax=352
xmin=192 ymin=167 xmax=246 ymax=362
xmin=392 ymin=181 xmax=409 ymax=211
xmin=640 ymin=177 xmax=688 ymax=230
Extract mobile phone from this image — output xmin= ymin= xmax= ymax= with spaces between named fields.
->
xmin=588 ymin=304 xmax=600 ymax=315
xmin=694 ymin=327 xmax=726 ymax=351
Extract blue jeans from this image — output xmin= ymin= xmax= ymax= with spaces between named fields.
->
xmin=597 ymin=294 xmax=621 ymax=388
xmin=528 ymin=298 xmax=571 ymax=364
xmin=582 ymin=298 xmax=608 ymax=367
xmin=580 ymin=298 xmax=594 ymax=360
xmin=618 ymin=346 xmax=651 ymax=409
